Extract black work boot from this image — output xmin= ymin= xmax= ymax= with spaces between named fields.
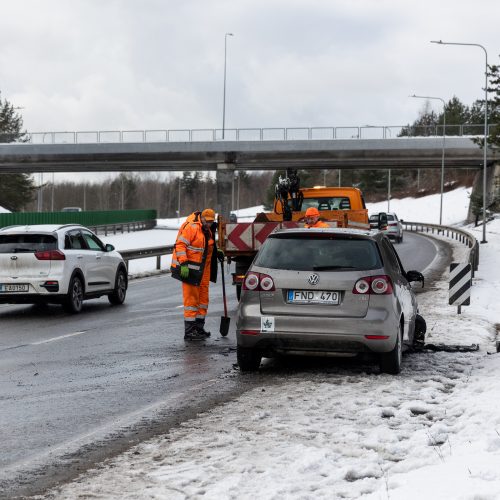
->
xmin=195 ymin=318 xmax=211 ymax=338
xmin=184 ymin=321 xmax=206 ymax=341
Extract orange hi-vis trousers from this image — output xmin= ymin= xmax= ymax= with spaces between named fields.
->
xmin=182 ymin=246 xmax=213 ymax=322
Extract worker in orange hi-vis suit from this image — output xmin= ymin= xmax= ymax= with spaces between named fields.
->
xmin=304 ymin=207 xmax=330 ymax=228
xmin=170 ymin=208 xmax=224 ymax=341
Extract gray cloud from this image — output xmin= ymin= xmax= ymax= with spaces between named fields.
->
xmin=1 ymin=0 xmax=498 ymax=134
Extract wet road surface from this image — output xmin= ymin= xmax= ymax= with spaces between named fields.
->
xmin=0 ymin=232 xmax=448 ymax=498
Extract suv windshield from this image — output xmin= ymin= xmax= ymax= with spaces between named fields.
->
xmin=254 ymin=234 xmax=382 ymax=271
xmin=0 ymin=234 xmax=58 ymax=253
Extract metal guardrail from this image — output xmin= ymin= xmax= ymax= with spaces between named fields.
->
xmin=402 ymin=221 xmax=479 ymax=275
xmin=1 ymin=123 xmax=497 ymax=145
xmin=92 ymin=220 xmax=155 ymax=236
xmin=119 ymin=245 xmax=174 ymax=271
xmin=117 ymin=222 xmax=480 ymax=278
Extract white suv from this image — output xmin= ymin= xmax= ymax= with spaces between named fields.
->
xmin=0 ymin=224 xmax=128 ymax=313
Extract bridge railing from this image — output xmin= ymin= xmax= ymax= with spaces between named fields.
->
xmin=402 ymin=221 xmax=479 ymax=275
xmin=1 ymin=123 xmax=497 ymax=145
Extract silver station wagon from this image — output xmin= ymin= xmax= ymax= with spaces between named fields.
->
xmin=236 ymin=228 xmax=426 ymax=374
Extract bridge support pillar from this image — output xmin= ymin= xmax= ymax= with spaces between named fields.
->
xmin=216 ymin=163 xmax=235 ymax=220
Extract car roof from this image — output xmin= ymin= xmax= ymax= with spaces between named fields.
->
xmin=271 ymin=227 xmax=378 ymax=239
xmin=0 ymin=224 xmax=84 ymax=234
xmin=370 ymin=212 xmax=397 ymax=216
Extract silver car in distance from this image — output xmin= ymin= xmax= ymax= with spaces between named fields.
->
xmin=236 ymin=228 xmax=425 ymax=374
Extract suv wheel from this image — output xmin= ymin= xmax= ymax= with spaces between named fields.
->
xmin=237 ymin=345 xmax=262 ymax=372
xmin=108 ymin=268 xmax=127 ymax=305
xmin=379 ymin=322 xmax=402 ymax=374
xmin=63 ymin=275 xmax=84 ymax=313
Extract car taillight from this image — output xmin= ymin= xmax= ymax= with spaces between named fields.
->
xmin=352 ymin=275 xmax=393 ymax=295
xmin=35 ymin=250 xmax=66 ymax=261
xmin=243 ymin=272 xmax=275 ymax=291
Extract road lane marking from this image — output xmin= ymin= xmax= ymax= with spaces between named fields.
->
xmin=30 ymin=331 xmax=87 ymax=345
xmin=0 ymin=331 xmax=88 ymax=352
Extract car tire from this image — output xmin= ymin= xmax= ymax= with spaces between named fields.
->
xmin=108 ymin=268 xmax=127 ymax=305
xmin=237 ymin=345 xmax=262 ymax=372
xmin=413 ymin=313 xmax=426 ymax=347
xmin=379 ymin=322 xmax=402 ymax=374
xmin=63 ymin=275 xmax=84 ymax=314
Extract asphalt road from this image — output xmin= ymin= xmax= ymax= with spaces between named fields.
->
xmin=0 ymin=231 xmax=449 ymax=498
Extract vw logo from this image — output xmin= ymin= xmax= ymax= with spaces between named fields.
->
xmin=308 ymin=273 xmax=320 ymax=285
xmin=10 ymin=256 xmax=18 ymax=260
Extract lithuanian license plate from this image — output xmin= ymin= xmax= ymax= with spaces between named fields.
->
xmin=0 ymin=283 xmax=29 ymax=292
xmin=287 ymin=290 xmax=340 ymax=305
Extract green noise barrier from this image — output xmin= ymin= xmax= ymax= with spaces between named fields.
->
xmin=0 ymin=209 xmax=157 ymax=229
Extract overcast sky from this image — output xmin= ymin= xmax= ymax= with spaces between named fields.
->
xmin=1 ymin=0 xmax=499 ymax=135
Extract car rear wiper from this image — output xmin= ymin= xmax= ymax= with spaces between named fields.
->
xmin=312 ymin=265 xmax=356 ymax=270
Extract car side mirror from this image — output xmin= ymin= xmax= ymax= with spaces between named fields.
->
xmin=406 ymin=270 xmax=424 ymax=288
xmin=378 ymin=212 xmax=388 ymax=230
xmin=105 ymin=243 xmax=115 ymax=252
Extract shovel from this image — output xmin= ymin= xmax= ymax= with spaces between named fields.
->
xmin=219 ymin=259 xmax=230 ymax=337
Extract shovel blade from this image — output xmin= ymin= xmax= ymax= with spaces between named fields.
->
xmin=220 ymin=316 xmax=230 ymax=337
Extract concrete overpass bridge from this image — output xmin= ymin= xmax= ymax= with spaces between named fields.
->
xmin=0 ymin=136 xmax=495 ymax=173
xmin=1 ymin=131 xmax=497 ymax=217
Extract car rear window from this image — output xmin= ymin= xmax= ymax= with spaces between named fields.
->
xmin=254 ymin=235 xmax=382 ymax=271
xmin=301 ymin=197 xmax=351 ymax=210
xmin=0 ymin=234 xmax=58 ymax=253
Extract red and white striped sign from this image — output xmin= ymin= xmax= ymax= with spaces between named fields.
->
xmin=226 ymin=221 xmax=302 ymax=252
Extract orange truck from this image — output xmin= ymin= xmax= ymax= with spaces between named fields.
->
xmin=218 ymin=184 xmax=372 ymax=299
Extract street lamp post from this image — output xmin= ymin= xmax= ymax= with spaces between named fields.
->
xmin=431 ymin=40 xmax=489 ymax=243
xmin=387 ymin=169 xmax=391 ymax=212
xmin=222 ymin=32 xmax=234 ymax=140
xmin=410 ymin=94 xmax=446 ymax=225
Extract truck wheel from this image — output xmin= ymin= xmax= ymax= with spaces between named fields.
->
xmin=379 ymin=322 xmax=402 ymax=374
xmin=237 ymin=345 xmax=262 ymax=372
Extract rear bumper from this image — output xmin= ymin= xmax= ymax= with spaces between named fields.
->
xmin=236 ymin=304 xmax=399 ymax=355
xmin=0 ymin=277 xmax=66 ymax=303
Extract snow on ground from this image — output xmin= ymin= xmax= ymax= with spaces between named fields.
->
xmin=43 ymin=188 xmax=500 ymax=500
xmin=368 ymin=186 xmax=471 ymax=226
xmin=0 ymin=205 xmax=10 ymax=213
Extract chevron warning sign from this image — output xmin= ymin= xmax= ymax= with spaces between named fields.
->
xmin=449 ymin=262 xmax=471 ymax=307
xmin=226 ymin=223 xmax=253 ymax=251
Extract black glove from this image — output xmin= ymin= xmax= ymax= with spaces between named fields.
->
xmin=217 ymin=249 xmax=225 ymax=263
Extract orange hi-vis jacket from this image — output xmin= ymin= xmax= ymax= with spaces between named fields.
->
xmin=305 ymin=220 xmax=330 ymax=228
xmin=171 ymin=212 xmax=217 ymax=286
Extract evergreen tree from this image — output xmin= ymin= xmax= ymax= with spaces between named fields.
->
xmin=486 ymin=64 xmax=500 ymax=148
xmin=0 ymin=92 xmax=36 ymax=211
